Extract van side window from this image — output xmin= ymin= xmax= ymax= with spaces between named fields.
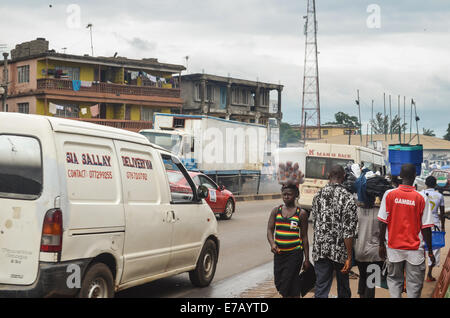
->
xmin=162 ymin=154 xmax=196 ymax=203
xmin=0 ymin=135 xmax=42 ymax=199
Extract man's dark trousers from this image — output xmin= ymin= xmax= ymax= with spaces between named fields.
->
xmin=314 ymin=258 xmax=351 ymax=298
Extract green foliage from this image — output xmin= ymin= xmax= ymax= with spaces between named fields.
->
xmin=444 ymin=123 xmax=450 ymax=141
xmin=422 ymin=128 xmax=435 ymax=137
xmin=280 ymin=122 xmax=301 ymax=146
xmin=326 ymin=112 xmax=360 ymax=127
xmin=370 ymin=112 xmax=407 ymax=135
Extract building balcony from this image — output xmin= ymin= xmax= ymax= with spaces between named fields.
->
xmin=36 ymin=78 xmax=182 ymax=108
xmin=67 ymin=118 xmax=152 ymax=132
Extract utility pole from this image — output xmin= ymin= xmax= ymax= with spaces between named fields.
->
xmin=384 ymin=93 xmax=387 ymax=141
xmin=356 ymin=89 xmax=362 ymax=145
xmin=398 ymin=95 xmax=401 ymax=143
xmin=371 ymin=99 xmax=374 ymax=144
xmin=403 ymin=96 xmax=406 ymax=143
xmin=301 ymin=0 xmax=321 ymax=140
xmin=184 ymin=56 xmax=189 ymax=74
xmin=389 ymin=95 xmax=392 ymax=140
xmin=2 ymin=52 xmax=8 ymax=112
xmin=413 ymin=99 xmax=420 ymax=144
xmin=410 ymin=98 xmax=413 ymax=143
xmin=86 ymin=23 xmax=94 ymax=56
xmin=304 ymin=111 xmax=307 ymax=144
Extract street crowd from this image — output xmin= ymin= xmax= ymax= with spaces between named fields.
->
xmin=267 ymin=163 xmax=446 ymax=298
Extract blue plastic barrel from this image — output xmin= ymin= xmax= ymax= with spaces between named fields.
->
xmin=388 ymin=144 xmax=423 ymax=176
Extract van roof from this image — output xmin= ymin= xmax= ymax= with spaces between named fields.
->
xmin=305 ymin=142 xmax=383 ymax=156
xmin=0 ymin=113 xmax=153 ymax=146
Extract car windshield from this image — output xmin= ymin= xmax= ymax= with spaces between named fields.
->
xmin=167 ymin=170 xmax=186 ymax=184
xmin=140 ymin=131 xmax=182 ymax=154
xmin=305 ymin=157 xmax=354 ymax=180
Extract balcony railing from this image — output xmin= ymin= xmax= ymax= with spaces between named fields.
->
xmin=68 ymin=118 xmax=152 ymax=132
xmin=37 ymin=78 xmax=180 ymax=99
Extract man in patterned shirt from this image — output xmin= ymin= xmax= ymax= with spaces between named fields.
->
xmin=311 ymin=165 xmax=358 ymax=298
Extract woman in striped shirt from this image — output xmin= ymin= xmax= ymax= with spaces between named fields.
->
xmin=267 ymin=183 xmax=311 ymax=297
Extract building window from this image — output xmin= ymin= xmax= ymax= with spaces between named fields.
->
xmin=323 ymin=130 xmax=329 ymax=135
xmin=141 ymin=107 xmax=154 ymax=121
xmin=194 ymin=83 xmax=201 ymax=101
xmin=242 ymin=89 xmax=248 ymax=105
xmin=55 ymin=66 xmax=80 ymax=80
xmin=232 ymin=88 xmax=239 ymax=104
xmin=55 ymin=104 xmax=79 ymax=118
xmin=17 ymin=102 xmax=29 ymax=114
xmin=18 ymin=65 xmax=30 ymax=83
xmin=206 ymin=85 xmax=214 ymax=102
xmin=260 ymin=90 xmax=269 ymax=106
xmin=173 ymin=118 xmax=185 ymax=128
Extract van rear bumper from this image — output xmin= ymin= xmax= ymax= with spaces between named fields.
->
xmin=0 ymin=259 xmax=91 ymax=298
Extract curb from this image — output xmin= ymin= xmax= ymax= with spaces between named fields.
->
xmin=235 ymin=193 xmax=281 ymax=202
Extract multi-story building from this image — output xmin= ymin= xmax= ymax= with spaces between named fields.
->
xmin=0 ymin=38 xmax=185 ymax=131
xmin=180 ymin=73 xmax=283 ymax=126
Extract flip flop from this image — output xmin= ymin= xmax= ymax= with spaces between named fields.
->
xmin=426 ymin=277 xmax=436 ymax=282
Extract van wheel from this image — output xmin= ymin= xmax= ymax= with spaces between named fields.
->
xmin=220 ymin=199 xmax=234 ymax=220
xmin=79 ymin=263 xmax=115 ymax=298
xmin=189 ymin=239 xmax=218 ymax=287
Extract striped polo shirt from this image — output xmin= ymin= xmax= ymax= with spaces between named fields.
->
xmin=274 ymin=205 xmax=303 ymax=253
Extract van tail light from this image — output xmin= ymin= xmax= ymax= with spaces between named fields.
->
xmin=40 ymin=209 xmax=63 ymax=253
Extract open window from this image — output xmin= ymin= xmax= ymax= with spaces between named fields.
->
xmin=162 ymin=154 xmax=199 ymax=203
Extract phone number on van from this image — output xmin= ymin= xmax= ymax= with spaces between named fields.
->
xmin=67 ymin=169 xmax=113 ymax=180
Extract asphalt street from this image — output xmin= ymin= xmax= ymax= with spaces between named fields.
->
xmin=116 ymin=194 xmax=450 ymax=298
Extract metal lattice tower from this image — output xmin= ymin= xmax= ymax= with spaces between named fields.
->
xmin=301 ymin=0 xmax=321 ymax=140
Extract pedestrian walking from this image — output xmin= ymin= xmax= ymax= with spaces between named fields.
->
xmin=378 ymin=163 xmax=435 ymax=298
xmin=267 ymin=183 xmax=310 ymax=298
xmin=311 ymin=165 xmax=358 ymax=298
xmin=421 ymin=176 xmax=446 ymax=282
xmin=354 ymin=205 xmax=385 ymax=298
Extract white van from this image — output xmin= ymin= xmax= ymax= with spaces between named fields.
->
xmin=0 ymin=113 xmax=219 ymax=298
xmin=299 ymin=142 xmax=386 ymax=210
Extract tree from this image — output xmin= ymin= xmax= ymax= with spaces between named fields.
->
xmin=370 ymin=112 xmax=407 ymax=135
xmin=326 ymin=111 xmax=359 ymax=128
xmin=422 ymin=128 xmax=435 ymax=137
xmin=444 ymin=123 xmax=450 ymax=141
xmin=280 ymin=122 xmax=301 ymax=146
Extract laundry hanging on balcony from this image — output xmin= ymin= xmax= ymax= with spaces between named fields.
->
xmin=49 ymin=102 xmax=65 ymax=115
xmin=90 ymin=104 xmax=100 ymax=118
xmin=72 ymin=80 xmax=81 ymax=91
xmin=80 ymin=81 xmax=92 ymax=88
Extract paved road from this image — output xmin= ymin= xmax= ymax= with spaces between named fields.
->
xmin=116 ymin=193 xmax=450 ymax=298
xmin=116 ymin=199 xmax=285 ymax=298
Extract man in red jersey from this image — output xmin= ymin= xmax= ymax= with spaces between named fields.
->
xmin=378 ymin=164 xmax=435 ymax=298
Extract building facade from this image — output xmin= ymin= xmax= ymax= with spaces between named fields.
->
xmin=0 ymin=38 xmax=185 ymax=131
xmin=180 ymin=73 xmax=283 ymax=126
xmin=291 ymin=124 xmax=359 ymax=140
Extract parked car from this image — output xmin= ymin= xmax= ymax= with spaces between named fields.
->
xmin=0 ymin=113 xmax=219 ymax=298
xmin=167 ymin=171 xmax=236 ymax=220
xmin=431 ymin=169 xmax=450 ymax=194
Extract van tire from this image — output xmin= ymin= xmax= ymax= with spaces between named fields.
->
xmin=220 ymin=199 xmax=234 ymax=220
xmin=78 ymin=263 xmax=115 ymax=298
xmin=189 ymin=239 xmax=218 ymax=287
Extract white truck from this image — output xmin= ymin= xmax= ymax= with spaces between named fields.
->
xmin=140 ymin=113 xmax=271 ymax=174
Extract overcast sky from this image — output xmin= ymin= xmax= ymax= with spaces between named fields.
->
xmin=1 ymin=0 xmax=449 ymax=137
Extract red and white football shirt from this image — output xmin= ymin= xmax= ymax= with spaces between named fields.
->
xmin=378 ymin=185 xmax=433 ymax=264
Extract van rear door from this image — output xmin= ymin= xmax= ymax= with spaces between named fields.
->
xmin=0 ymin=133 xmax=48 ymax=285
